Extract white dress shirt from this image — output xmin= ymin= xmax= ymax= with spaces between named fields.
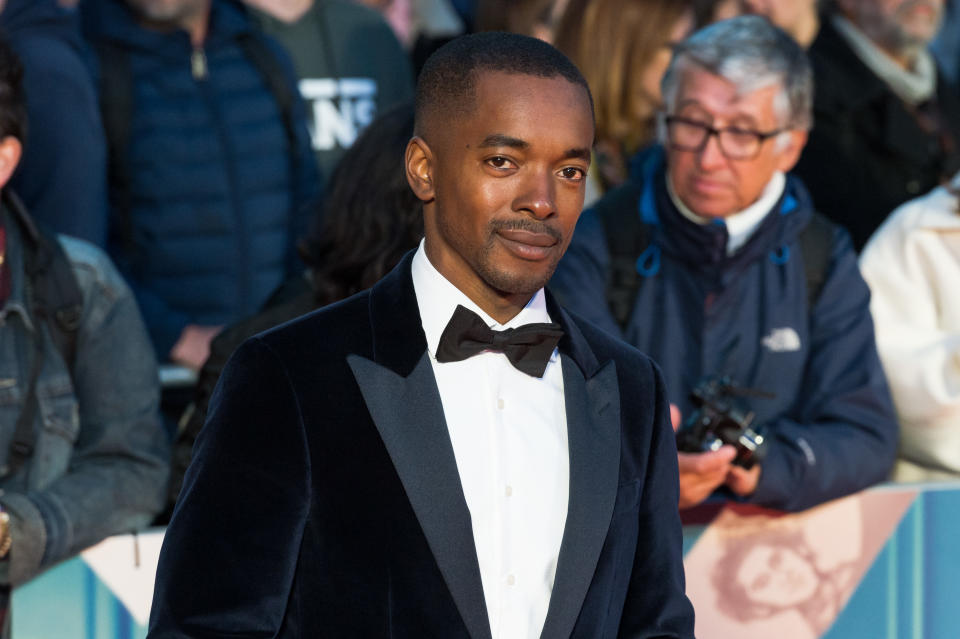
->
xmin=411 ymin=242 xmax=569 ymax=639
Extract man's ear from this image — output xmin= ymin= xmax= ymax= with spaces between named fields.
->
xmin=775 ymin=129 xmax=808 ymax=173
xmin=0 ymin=136 xmax=22 ymax=190
xmin=405 ymin=136 xmax=436 ymax=203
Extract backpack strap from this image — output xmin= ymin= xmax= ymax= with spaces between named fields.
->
xmin=236 ymin=34 xmax=300 ymax=161
xmin=595 ymin=182 xmax=649 ymax=331
xmin=94 ymin=41 xmax=135 ymax=254
xmin=5 ymin=192 xmax=84 ymax=475
xmin=797 ymin=212 xmax=835 ymax=309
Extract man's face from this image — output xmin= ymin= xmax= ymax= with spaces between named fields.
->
xmin=840 ymin=0 xmax=944 ymax=50
xmin=410 ymin=71 xmax=594 ymax=307
xmin=666 ymin=66 xmax=806 ymax=219
xmin=125 ymin=0 xmax=207 ymax=24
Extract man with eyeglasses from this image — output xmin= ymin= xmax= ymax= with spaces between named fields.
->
xmin=551 ymin=16 xmax=898 ymax=513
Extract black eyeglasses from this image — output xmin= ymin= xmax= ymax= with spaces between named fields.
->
xmin=664 ymin=115 xmax=784 ymax=160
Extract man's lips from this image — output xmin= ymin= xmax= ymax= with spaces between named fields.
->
xmin=496 ymin=228 xmax=559 ymax=260
xmin=690 ymin=176 xmax=730 ymax=193
xmin=497 ymin=228 xmax=558 ymax=247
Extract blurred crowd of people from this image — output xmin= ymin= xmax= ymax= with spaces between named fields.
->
xmin=0 ymin=0 xmax=958 ymax=602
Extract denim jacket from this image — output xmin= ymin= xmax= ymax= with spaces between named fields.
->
xmin=0 ymin=208 xmax=169 ymax=586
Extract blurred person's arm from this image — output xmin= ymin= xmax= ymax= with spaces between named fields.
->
xmin=0 ymin=238 xmax=170 ymax=586
xmin=8 ymin=29 xmax=109 ymax=247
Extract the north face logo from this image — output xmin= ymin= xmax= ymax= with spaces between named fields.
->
xmin=762 ymin=327 xmax=801 ymax=352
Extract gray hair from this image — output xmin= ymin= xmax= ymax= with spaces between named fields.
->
xmin=661 ymin=16 xmax=814 ymax=131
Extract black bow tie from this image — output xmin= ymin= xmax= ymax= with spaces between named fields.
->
xmin=435 ymin=305 xmax=564 ymax=378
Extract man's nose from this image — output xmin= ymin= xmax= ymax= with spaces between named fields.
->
xmin=514 ymin=169 xmax=557 ymax=218
xmin=696 ymin=132 xmax=727 ymax=171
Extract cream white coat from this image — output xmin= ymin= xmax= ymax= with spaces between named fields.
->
xmin=861 ymin=173 xmax=960 ymax=480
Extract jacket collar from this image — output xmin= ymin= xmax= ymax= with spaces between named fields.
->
xmin=632 ymin=147 xmax=813 ymax=274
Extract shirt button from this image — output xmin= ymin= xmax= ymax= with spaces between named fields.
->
xmin=507 ymin=574 xmax=516 ymax=586
xmin=497 ymin=398 xmax=504 ymax=410
xmin=505 ymin=485 xmax=513 ymax=497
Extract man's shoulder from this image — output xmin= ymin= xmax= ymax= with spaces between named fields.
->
xmin=253 ymin=288 xmax=374 ymax=359
xmin=57 ymin=234 xmax=131 ymax=309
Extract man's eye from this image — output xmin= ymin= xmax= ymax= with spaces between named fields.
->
xmin=486 ymin=156 xmax=514 ymax=169
xmin=560 ymin=167 xmax=586 ymax=181
xmin=726 ymin=128 xmax=760 ymax=142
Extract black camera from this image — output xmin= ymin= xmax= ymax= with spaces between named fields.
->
xmin=675 ymin=376 xmax=768 ymax=469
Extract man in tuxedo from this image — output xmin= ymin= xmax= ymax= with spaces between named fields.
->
xmin=148 ymin=32 xmax=695 ymax=639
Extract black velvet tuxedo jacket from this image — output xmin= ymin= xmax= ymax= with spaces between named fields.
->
xmin=148 ymin=253 xmax=695 ymax=638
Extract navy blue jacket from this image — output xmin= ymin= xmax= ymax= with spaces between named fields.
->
xmin=551 ymin=148 xmax=899 ymax=512
xmin=2 ymin=0 xmax=108 ymax=246
xmin=82 ymin=0 xmax=320 ymax=358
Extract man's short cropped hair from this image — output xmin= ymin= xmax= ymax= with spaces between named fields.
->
xmin=0 ymin=37 xmax=27 ymax=144
xmin=661 ymin=15 xmax=813 ymax=131
xmin=414 ymin=31 xmax=594 ymax=139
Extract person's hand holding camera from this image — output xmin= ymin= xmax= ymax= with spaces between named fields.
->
xmin=677 ymin=446 xmax=737 ymax=509
xmin=725 ymin=462 xmax=761 ymax=497
xmin=671 ymin=403 xmax=762 ymax=508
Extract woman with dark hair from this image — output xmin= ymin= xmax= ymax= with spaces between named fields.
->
xmin=299 ymin=104 xmax=422 ymax=306
xmin=165 ymin=103 xmax=422 ymax=514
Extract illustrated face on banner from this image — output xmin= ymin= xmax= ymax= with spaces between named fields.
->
xmin=684 ymin=491 xmax=918 ymax=639
xmin=735 ymin=544 xmax=819 ymax=608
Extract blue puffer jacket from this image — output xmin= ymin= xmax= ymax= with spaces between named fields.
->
xmin=551 ymin=147 xmax=898 ymax=512
xmin=82 ymin=0 xmax=320 ymax=358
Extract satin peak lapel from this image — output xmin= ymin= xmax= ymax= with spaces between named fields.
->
xmin=347 ymin=353 xmax=492 ymax=639
xmin=540 ymin=356 xmax=621 ymax=639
